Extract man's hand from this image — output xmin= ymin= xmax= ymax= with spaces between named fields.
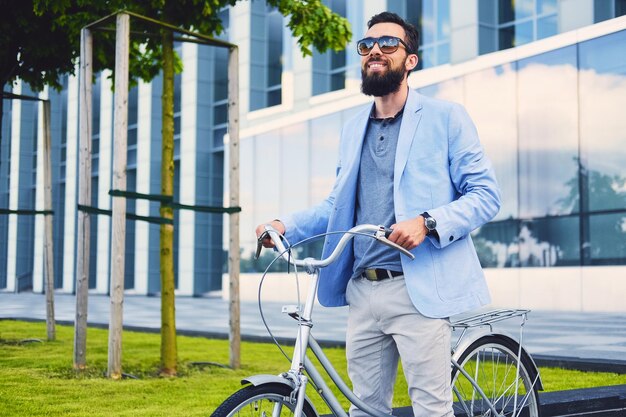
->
xmin=387 ymin=216 xmax=428 ymax=250
xmin=255 ymin=220 xmax=286 ymax=249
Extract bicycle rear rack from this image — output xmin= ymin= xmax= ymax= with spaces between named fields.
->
xmin=451 ymin=308 xmax=529 ymax=329
xmin=450 ymin=309 xmax=530 ymax=354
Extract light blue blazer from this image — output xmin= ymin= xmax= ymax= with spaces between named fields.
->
xmin=282 ymin=89 xmax=501 ymax=318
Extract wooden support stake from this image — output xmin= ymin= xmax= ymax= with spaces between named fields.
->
xmin=42 ymin=100 xmax=56 ymax=342
xmin=74 ymin=27 xmax=93 ymax=368
xmin=108 ymin=13 xmax=129 ymax=379
xmin=227 ymin=45 xmax=240 ymax=370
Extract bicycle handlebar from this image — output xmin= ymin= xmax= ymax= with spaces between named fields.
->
xmin=256 ymin=224 xmax=415 ymax=270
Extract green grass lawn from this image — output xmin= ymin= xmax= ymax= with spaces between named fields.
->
xmin=1 ymin=320 xmax=625 ymax=416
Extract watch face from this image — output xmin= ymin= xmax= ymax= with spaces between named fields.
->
xmin=425 ymin=217 xmax=436 ymax=230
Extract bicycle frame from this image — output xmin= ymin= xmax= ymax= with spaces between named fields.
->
xmin=243 ymin=225 xmax=542 ymax=417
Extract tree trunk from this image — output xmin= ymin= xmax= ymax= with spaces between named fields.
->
xmin=159 ymin=29 xmax=177 ymax=377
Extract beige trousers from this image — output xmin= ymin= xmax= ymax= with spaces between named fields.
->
xmin=345 ymin=276 xmax=453 ymax=417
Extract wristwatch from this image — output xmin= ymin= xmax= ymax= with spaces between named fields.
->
xmin=421 ymin=212 xmax=437 ymax=237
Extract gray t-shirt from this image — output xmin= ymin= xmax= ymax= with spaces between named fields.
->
xmin=352 ymin=107 xmax=404 ymax=278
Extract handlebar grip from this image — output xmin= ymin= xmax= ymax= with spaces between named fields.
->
xmin=384 ymin=227 xmax=393 ymax=238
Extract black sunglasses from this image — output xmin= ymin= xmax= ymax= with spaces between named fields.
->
xmin=356 ymin=35 xmax=411 ymax=56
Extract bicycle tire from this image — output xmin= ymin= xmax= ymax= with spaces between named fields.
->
xmin=451 ymin=335 xmax=542 ymax=417
xmin=210 ymin=383 xmax=318 ymax=417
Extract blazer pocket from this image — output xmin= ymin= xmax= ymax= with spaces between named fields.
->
xmin=433 ymin=239 xmax=478 ymax=302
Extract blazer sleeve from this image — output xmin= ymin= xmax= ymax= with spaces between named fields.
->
xmin=427 ymin=103 xmax=501 ymax=249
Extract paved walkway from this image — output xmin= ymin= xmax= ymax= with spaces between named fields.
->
xmin=1 ymin=292 xmax=626 ymax=366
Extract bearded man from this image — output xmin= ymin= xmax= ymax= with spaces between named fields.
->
xmin=256 ymin=11 xmax=501 ymax=417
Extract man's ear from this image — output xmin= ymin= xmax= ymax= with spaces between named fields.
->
xmin=405 ymin=54 xmax=418 ymax=72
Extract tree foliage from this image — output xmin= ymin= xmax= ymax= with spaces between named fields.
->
xmin=33 ymin=0 xmax=351 ymax=86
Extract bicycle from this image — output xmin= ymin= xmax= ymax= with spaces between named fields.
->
xmin=211 ymin=224 xmax=543 ymax=417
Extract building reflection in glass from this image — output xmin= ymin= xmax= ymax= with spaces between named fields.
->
xmin=241 ymin=29 xmax=626 ymax=271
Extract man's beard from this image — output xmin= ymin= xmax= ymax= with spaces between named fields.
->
xmin=361 ymin=59 xmax=406 ymax=97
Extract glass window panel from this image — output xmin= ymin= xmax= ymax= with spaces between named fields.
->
xmin=213 ymin=127 xmax=226 ymax=148
xmin=249 ymin=90 xmax=264 ymax=112
xmin=465 ymin=63 xmax=518 ymax=220
xmin=92 ymin=75 xmax=101 ymax=135
xmin=310 ymin=113 xmax=341 ymax=204
xmin=213 ymin=103 xmax=228 ymax=125
xmin=437 ymin=0 xmax=451 ymax=39
xmin=419 ymin=0 xmax=434 ymax=45
xmin=589 ymin=213 xmax=626 ymax=265
xmin=418 ymin=46 xmax=434 ymax=69
xmin=214 ymin=49 xmax=229 ymax=101
xmin=594 ymin=0 xmax=613 ymax=22
xmin=537 ymin=0 xmax=557 ymax=14
xmin=518 ymin=217 xmax=580 ymax=266
xmin=251 ymin=40 xmax=266 ymax=66
xmin=479 ymin=25 xmax=497 ymax=54
xmin=502 ymin=20 xmax=533 ymax=48
xmin=267 ymin=89 xmax=281 ymax=107
xmin=537 ymin=14 xmax=558 ymax=40
xmin=128 ymin=148 xmax=137 ymax=168
xmin=174 ymin=74 xmax=181 ymax=113
xmin=330 ymin=72 xmax=345 ymax=91
xmin=128 ymin=86 xmax=138 ymax=126
xmin=479 ymin=0 xmax=497 ymax=24
xmin=267 ymin=11 xmax=283 ymax=88
xmin=330 ymin=50 xmax=346 ymax=69
xmin=437 ymin=42 xmax=450 ymax=66
xmin=579 ymin=31 xmax=626 ymax=211
xmin=518 ymin=46 xmax=579 ymax=217
xmin=472 ymin=220 xmax=520 ymax=268
xmin=618 ymin=0 xmax=626 ymax=16
xmin=174 ymin=114 xmax=181 ymax=134
xmin=498 ymin=24 xmax=515 ymax=49
xmin=127 ymin=127 xmax=137 ymax=146
xmin=251 ymin=14 xmax=265 ymax=38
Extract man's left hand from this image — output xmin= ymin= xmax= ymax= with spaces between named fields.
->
xmin=387 ymin=216 xmax=428 ymax=250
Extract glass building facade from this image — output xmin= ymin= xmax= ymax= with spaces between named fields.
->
xmin=1 ymin=1 xmax=625 ymax=310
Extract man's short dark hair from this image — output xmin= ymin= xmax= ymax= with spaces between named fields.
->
xmin=367 ymin=12 xmax=419 ymax=56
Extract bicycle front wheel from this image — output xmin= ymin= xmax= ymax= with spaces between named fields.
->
xmin=210 ymin=383 xmax=318 ymax=417
xmin=451 ymin=335 xmax=541 ymax=417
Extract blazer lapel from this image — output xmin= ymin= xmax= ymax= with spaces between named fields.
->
xmin=334 ymin=104 xmax=372 ymax=208
xmin=394 ymin=90 xmax=423 ymax=186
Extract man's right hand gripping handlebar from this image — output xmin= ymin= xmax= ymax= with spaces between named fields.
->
xmin=254 ymin=220 xmax=285 ymax=259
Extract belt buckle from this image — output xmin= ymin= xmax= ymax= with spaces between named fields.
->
xmin=364 ymin=269 xmax=378 ymax=281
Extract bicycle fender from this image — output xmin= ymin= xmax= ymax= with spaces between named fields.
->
xmin=452 ymin=330 xmax=544 ymax=391
xmin=240 ymin=375 xmax=320 ymax=416
xmin=241 ymin=374 xmax=296 ymax=389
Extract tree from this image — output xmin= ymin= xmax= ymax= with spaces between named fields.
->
xmin=35 ymin=0 xmax=351 ymax=376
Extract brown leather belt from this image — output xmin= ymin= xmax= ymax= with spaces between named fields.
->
xmin=361 ymin=269 xmax=403 ymax=281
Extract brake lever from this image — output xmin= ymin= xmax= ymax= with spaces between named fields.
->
xmin=374 ymin=226 xmax=416 ymax=260
xmin=255 ymin=231 xmax=269 ymax=260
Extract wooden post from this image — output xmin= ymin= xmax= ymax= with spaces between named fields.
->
xmin=227 ymin=46 xmax=240 ymax=370
xmin=108 ymin=13 xmax=129 ymax=379
xmin=74 ymin=27 xmax=93 ymax=369
xmin=42 ymin=100 xmax=56 ymax=342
